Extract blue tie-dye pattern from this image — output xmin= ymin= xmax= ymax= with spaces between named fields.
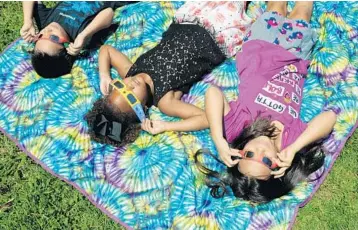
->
xmin=1 ymin=1 xmax=358 ymax=229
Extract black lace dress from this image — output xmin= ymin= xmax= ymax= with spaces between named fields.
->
xmin=126 ymin=23 xmax=226 ymax=106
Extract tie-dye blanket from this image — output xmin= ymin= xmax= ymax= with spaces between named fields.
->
xmin=1 ymin=2 xmax=357 ymax=229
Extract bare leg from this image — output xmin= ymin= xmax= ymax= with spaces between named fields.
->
xmin=288 ymin=1 xmax=313 ymax=22
xmin=266 ymin=1 xmax=288 ymax=17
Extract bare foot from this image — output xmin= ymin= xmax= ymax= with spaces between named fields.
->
xmin=288 ymin=1 xmax=314 ymax=22
xmin=266 ymin=1 xmax=288 ymax=17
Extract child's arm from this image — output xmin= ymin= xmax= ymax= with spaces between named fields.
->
xmin=291 ymin=111 xmax=337 ymax=152
xmin=141 ymin=90 xmax=209 ymax=133
xmin=98 ymin=45 xmax=133 ymax=95
xmin=67 ymin=8 xmax=114 ymax=56
xmin=20 ymin=1 xmax=36 ymax=42
xmin=142 ymin=86 xmax=240 ymax=167
xmin=203 ymin=86 xmax=241 ymax=167
xmin=272 ymin=111 xmax=337 ymax=178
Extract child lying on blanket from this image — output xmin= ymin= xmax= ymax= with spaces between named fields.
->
xmin=85 ymin=2 xmax=253 ymax=147
xmin=20 ymin=1 xmax=135 ymax=78
xmin=195 ymin=1 xmax=338 ymax=203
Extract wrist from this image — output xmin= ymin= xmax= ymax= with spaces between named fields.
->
xmin=212 ymin=133 xmax=225 ymax=144
xmin=213 ymin=136 xmax=228 ymax=149
xmin=23 ymin=20 xmax=33 ymax=26
xmin=77 ymin=32 xmax=87 ymax=39
xmin=288 ymin=141 xmax=302 ymax=154
xmin=162 ymin=121 xmax=171 ymax=132
xmin=100 ymin=72 xmax=111 ymax=80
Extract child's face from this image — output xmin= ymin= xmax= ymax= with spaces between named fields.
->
xmin=35 ymin=22 xmax=69 ymax=55
xmin=238 ymin=136 xmax=279 ymax=180
xmin=108 ymin=75 xmax=149 ymax=113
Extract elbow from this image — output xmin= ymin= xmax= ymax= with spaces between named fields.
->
xmin=324 ymin=110 xmax=337 ymax=134
xmin=328 ymin=110 xmax=337 ymax=127
xmin=100 ymin=44 xmax=111 ymax=54
xmin=105 ymin=8 xmax=114 ymax=27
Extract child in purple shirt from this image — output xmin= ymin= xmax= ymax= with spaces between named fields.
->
xmin=195 ymin=2 xmax=337 ymax=203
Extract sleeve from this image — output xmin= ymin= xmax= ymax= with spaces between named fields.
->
xmin=223 ymin=101 xmax=251 ymax=143
xmin=281 ymin=120 xmax=308 ymax=150
xmin=32 ymin=2 xmax=54 ymax=30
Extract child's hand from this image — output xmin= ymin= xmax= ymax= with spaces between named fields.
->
xmin=100 ymin=74 xmax=112 ymax=95
xmin=271 ymin=145 xmax=297 ymax=178
xmin=67 ymin=34 xmax=86 ymax=56
xmin=20 ymin=22 xmax=36 ymax=42
xmin=216 ymin=139 xmax=241 ymax=167
xmin=141 ymin=119 xmax=167 ymax=135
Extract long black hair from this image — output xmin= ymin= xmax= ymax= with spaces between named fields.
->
xmin=85 ymin=97 xmax=142 ymax=147
xmin=195 ymin=118 xmax=325 ymax=203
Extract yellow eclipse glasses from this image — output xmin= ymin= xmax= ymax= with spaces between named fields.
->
xmin=109 ymin=79 xmax=146 ymax=122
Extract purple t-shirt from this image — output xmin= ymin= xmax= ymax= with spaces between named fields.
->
xmin=224 ymin=40 xmax=310 ymax=149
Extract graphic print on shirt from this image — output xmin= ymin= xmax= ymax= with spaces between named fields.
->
xmin=292 ymin=92 xmax=299 ymax=104
xmin=271 ymin=65 xmax=303 ymax=93
xmin=284 ymin=92 xmax=291 ymax=104
xmin=292 ymin=73 xmax=302 ymax=82
xmin=295 ymin=84 xmax=302 ymax=96
xmin=255 ymin=93 xmax=286 ymax=113
xmin=288 ymin=106 xmax=298 ymax=118
xmin=285 ymin=64 xmax=298 ymax=72
xmin=272 ymin=74 xmax=296 ymax=87
xmin=263 ymin=81 xmax=285 ymax=96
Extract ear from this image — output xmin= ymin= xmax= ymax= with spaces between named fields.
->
xmin=270 ymin=120 xmax=284 ymax=131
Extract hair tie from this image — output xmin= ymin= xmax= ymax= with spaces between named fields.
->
xmin=93 ymin=114 xmax=122 ymax=142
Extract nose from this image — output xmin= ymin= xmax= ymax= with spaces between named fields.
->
xmin=43 ymin=28 xmax=52 ymax=35
xmin=256 ymin=147 xmax=266 ymax=156
xmin=126 ymin=81 xmax=134 ymax=90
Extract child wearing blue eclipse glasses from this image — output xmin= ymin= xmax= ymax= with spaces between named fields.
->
xmin=20 ymin=1 xmax=136 ymax=78
xmin=85 ymin=2 xmax=252 ymax=147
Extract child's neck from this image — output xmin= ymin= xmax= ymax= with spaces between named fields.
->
xmin=138 ymin=73 xmax=154 ymax=94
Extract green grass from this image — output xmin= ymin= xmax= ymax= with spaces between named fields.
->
xmin=0 ymin=2 xmax=357 ymax=230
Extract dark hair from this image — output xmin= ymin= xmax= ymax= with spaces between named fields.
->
xmin=85 ymin=97 xmax=142 ymax=147
xmin=195 ymin=118 xmax=325 ymax=203
xmin=31 ymin=48 xmax=75 ymax=78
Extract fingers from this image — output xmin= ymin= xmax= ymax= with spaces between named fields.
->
xmin=20 ymin=25 xmax=37 ymax=43
xmin=22 ymin=32 xmax=33 ymax=42
xmin=29 ymin=28 xmax=36 ymax=37
xmin=229 ymin=148 xmax=242 ymax=156
xmin=100 ymin=83 xmax=109 ymax=95
xmin=271 ymin=157 xmax=292 ymax=178
xmin=141 ymin=119 xmax=150 ymax=131
xmin=222 ymin=150 xmax=240 ymax=167
xmin=223 ymin=156 xmax=239 ymax=168
xmin=141 ymin=119 xmax=156 ymax=134
xmin=66 ymin=43 xmax=81 ymax=56
xmin=271 ymin=167 xmax=288 ymax=178
xmin=277 ymin=160 xmax=291 ymax=168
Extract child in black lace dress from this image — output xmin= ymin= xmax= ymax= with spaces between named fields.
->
xmin=85 ymin=2 xmax=252 ymax=146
